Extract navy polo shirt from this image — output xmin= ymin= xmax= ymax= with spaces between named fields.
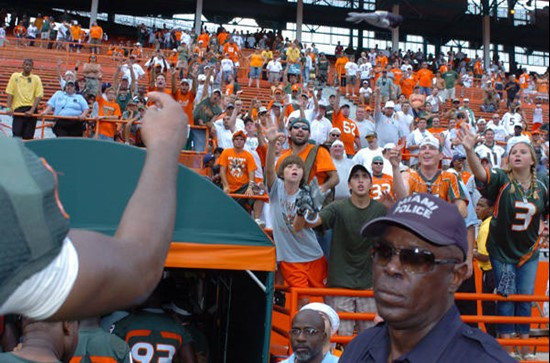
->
xmin=340 ymin=305 xmax=515 ymax=363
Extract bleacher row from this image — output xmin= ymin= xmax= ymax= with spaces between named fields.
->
xmin=1 ymin=41 xmax=548 ymax=147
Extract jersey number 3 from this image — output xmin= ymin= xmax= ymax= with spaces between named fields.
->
xmin=511 ymin=201 xmax=536 ymax=232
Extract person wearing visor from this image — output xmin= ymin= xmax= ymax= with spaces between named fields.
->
xmin=340 ymin=193 xmax=515 ymax=362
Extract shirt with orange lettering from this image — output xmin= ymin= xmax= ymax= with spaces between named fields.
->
xmin=275 ymin=144 xmax=336 ymax=185
xmin=218 ymin=148 xmax=257 ymax=192
xmin=223 ymin=43 xmax=240 ymax=63
xmin=333 ymin=110 xmax=360 ymax=156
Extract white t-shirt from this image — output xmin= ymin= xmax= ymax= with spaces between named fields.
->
xmin=345 ymin=61 xmax=359 ymax=77
xmin=355 ymin=119 xmax=376 ymax=148
xmin=310 ymin=117 xmax=332 ymax=145
xmin=352 ymin=146 xmax=383 ymax=174
xmin=475 ymin=143 xmax=505 ymax=168
xmin=221 ymin=58 xmax=234 ymax=72
xmin=359 ymin=63 xmax=372 ymax=80
xmin=267 ymin=60 xmax=283 ymax=73
xmin=332 ymin=157 xmax=354 ymax=200
xmin=268 ymin=179 xmax=324 ymax=263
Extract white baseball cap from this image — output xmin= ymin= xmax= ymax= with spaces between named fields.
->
xmin=384 ymin=101 xmax=395 ymax=109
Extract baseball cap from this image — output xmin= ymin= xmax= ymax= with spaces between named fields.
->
xmin=289 ymin=118 xmax=310 ymax=130
xmin=340 ymin=102 xmax=350 ymax=109
xmin=203 ymin=154 xmax=215 ymax=164
xmin=477 ymin=118 xmax=486 ymax=125
xmin=258 ymin=106 xmax=268 ymax=114
xmin=232 ymin=130 xmax=247 ymax=140
xmin=347 ymin=164 xmax=371 ymax=182
xmin=452 ymin=98 xmax=460 ymax=103
xmin=513 ymin=121 xmax=523 ymax=129
xmin=384 ymin=101 xmax=395 ymax=109
xmin=272 ymin=101 xmax=283 ymax=107
xmin=329 ymin=127 xmax=341 ymax=135
xmin=197 ymin=74 xmax=207 ymax=81
xmin=365 ymin=106 xmax=373 ymax=111
xmin=361 ymin=193 xmax=468 ymax=259
xmin=452 ymin=153 xmax=466 ymax=163
xmin=366 ymin=131 xmax=377 ymax=138
xmin=383 ymin=143 xmax=396 ymax=150
xmin=331 ymin=140 xmax=344 ymax=148
xmin=0 ymin=139 xmax=70 ymax=285
xmin=212 ymin=88 xmax=222 ymax=95
xmin=291 ymin=84 xmax=300 ymax=92
xmin=180 ymin=78 xmax=190 ymax=84
xmin=372 ymin=155 xmax=384 ymax=163
xmin=65 ymin=80 xmax=76 ymax=86
xmin=318 ymin=100 xmax=328 ymax=108
xmin=419 ymin=136 xmax=440 ymax=149
xmin=463 ymin=98 xmax=470 ymax=102
xmin=274 ymin=88 xmax=283 ymax=94
xmin=226 ymin=103 xmax=235 ymax=109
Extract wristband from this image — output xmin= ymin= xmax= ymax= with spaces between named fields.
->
xmin=304 ymin=212 xmax=320 ymax=225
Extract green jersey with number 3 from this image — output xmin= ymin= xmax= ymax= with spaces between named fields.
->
xmin=477 ymin=168 xmax=549 ymax=264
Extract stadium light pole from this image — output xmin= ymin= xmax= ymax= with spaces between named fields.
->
xmin=194 ymin=0 xmax=203 ymax=35
xmin=90 ymin=0 xmax=99 ymax=28
xmin=391 ymin=3 xmax=399 ymax=52
xmin=296 ymin=0 xmax=303 ymax=43
xmin=481 ymin=0 xmax=491 ymax=74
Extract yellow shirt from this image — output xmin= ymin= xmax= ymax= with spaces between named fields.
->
xmin=249 ymin=53 xmax=264 ymax=68
xmin=476 ymin=217 xmax=492 ymax=271
xmin=286 ymin=47 xmax=301 ymax=63
xmin=261 ymin=50 xmax=273 ymax=61
xmin=5 ymin=72 xmax=44 ymax=110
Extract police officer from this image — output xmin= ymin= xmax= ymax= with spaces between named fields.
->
xmin=340 ymin=193 xmax=515 ymax=362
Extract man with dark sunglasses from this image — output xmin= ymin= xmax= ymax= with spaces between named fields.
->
xmin=340 ymin=193 xmax=515 ymax=363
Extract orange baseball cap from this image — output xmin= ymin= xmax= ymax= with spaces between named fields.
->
xmin=291 ymin=84 xmax=300 ymax=92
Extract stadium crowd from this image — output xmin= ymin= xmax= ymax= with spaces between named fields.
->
xmin=1 ymin=10 xmax=549 ymax=363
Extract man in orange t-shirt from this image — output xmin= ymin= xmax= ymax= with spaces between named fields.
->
xmin=334 ymin=55 xmax=349 ymax=87
xmin=390 ymin=63 xmax=402 ymax=85
xmin=369 ymin=155 xmax=394 ymax=200
xmin=173 ymin=77 xmax=196 ymax=127
xmin=275 ymin=118 xmax=338 ymax=191
xmin=218 ymin=130 xmax=259 ymax=211
xmin=416 ymin=61 xmax=434 ymax=96
xmin=89 ymin=22 xmax=103 ymax=54
xmin=97 ymin=87 xmax=122 ymax=141
xmin=400 ymin=70 xmax=416 ymax=99
xmin=332 ymin=99 xmax=361 ymax=157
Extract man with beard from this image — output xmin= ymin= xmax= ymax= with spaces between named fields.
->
xmin=275 ymin=118 xmax=338 ymax=194
xmin=281 ymin=309 xmax=338 ymax=363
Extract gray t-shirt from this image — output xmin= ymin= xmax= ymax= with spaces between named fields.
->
xmin=269 ymin=178 xmax=323 ymax=263
xmin=375 ymin=110 xmax=403 ymax=147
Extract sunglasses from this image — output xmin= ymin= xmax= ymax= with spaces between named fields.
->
xmin=292 ymin=125 xmax=310 ymax=131
xmin=330 ymin=133 xmax=340 ymax=137
xmin=372 ymin=240 xmax=461 ymax=274
xmin=288 ymin=327 xmax=321 ymax=338
xmin=372 ymin=162 xmax=383 ymax=165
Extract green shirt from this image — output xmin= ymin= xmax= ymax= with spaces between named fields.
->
xmin=442 ymin=71 xmax=459 ymax=89
xmin=320 ymin=198 xmax=387 ymax=289
xmin=72 ymin=327 xmax=131 ymax=363
xmin=477 ymin=168 xmax=548 ymax=264
xmin=0 ymin=352 xmax=61 ymax=363
xmin=113 ymin=309 xmax=193 ymax=363
xmin=193 ymin=97 xmax=222 ymax=126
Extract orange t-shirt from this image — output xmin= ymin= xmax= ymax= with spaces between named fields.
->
xmin=428 ymin=127 xmax=446 ymax=140
xmin=407 ymin=170 xmax=464 ymax=203
xmin=376 ymin=55 xmax=388 ymax=68
xmin=474 ymin=61 xmax=483 ymax=76
xmin=275 ymin=143 xmax=336 ymax=185
xmin=390 ymin=68 xmax=402 ymax=85
xmin=173 ymin=90 xmax=196 ymax=126
xmin=401 ymin=76 xmax=417 ymax=98
xmin=70 ymin=25 xmax=81 ymax=41
xmin=519 ymin=73 xmax=529 ymax=89
xmin=370 ymin=173 xmax=394 ymax=200
xmin=198 ymin=33 xmax=210 ymax=48
xmin=335 ymin=57 xmax=348 ymax=76
xmin=89 ymin=25 xmax=103 ymax=40
xmin=416 ymin=69 xmax=434 ymax=88
xmin=97 ymin=97 xmax=122 ymax=138
xmin=223 ymin=43 xmax=240 ymax=63
xmin=218 ymin=32 xmax=230 ymax=45
xmin=14 ymin=25 xmax=26 ymax=36
xmin=146 ymin=87 xmax=174 ymax=107
xmin=249 ymin=53 xmax=264 ymax=68
xmin=218 ymin=148 xmax=257 ymax=192
xmin=333 ymin=110 xmax=360 ymax=156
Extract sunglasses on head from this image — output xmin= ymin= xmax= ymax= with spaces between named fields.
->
xmin=288 ymin=327 xmax=321 ymax=338
xmin=372 ymin=239 xmax=461 ymax=274
xmin=292 ymin=125 xmax=309 ymax=131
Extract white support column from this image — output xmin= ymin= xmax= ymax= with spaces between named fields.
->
xmin=482 ymin=15 xmax=491 ymax=70
xmin=194 ymin=0 xmax=203 ymax=35
xmin=296 ymin=0 xmax=303 ymax=42
xmin=391 ymin=4 xmax=399 ymax=52
xmin=89 ymin=0 xmax=99 ymax=28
